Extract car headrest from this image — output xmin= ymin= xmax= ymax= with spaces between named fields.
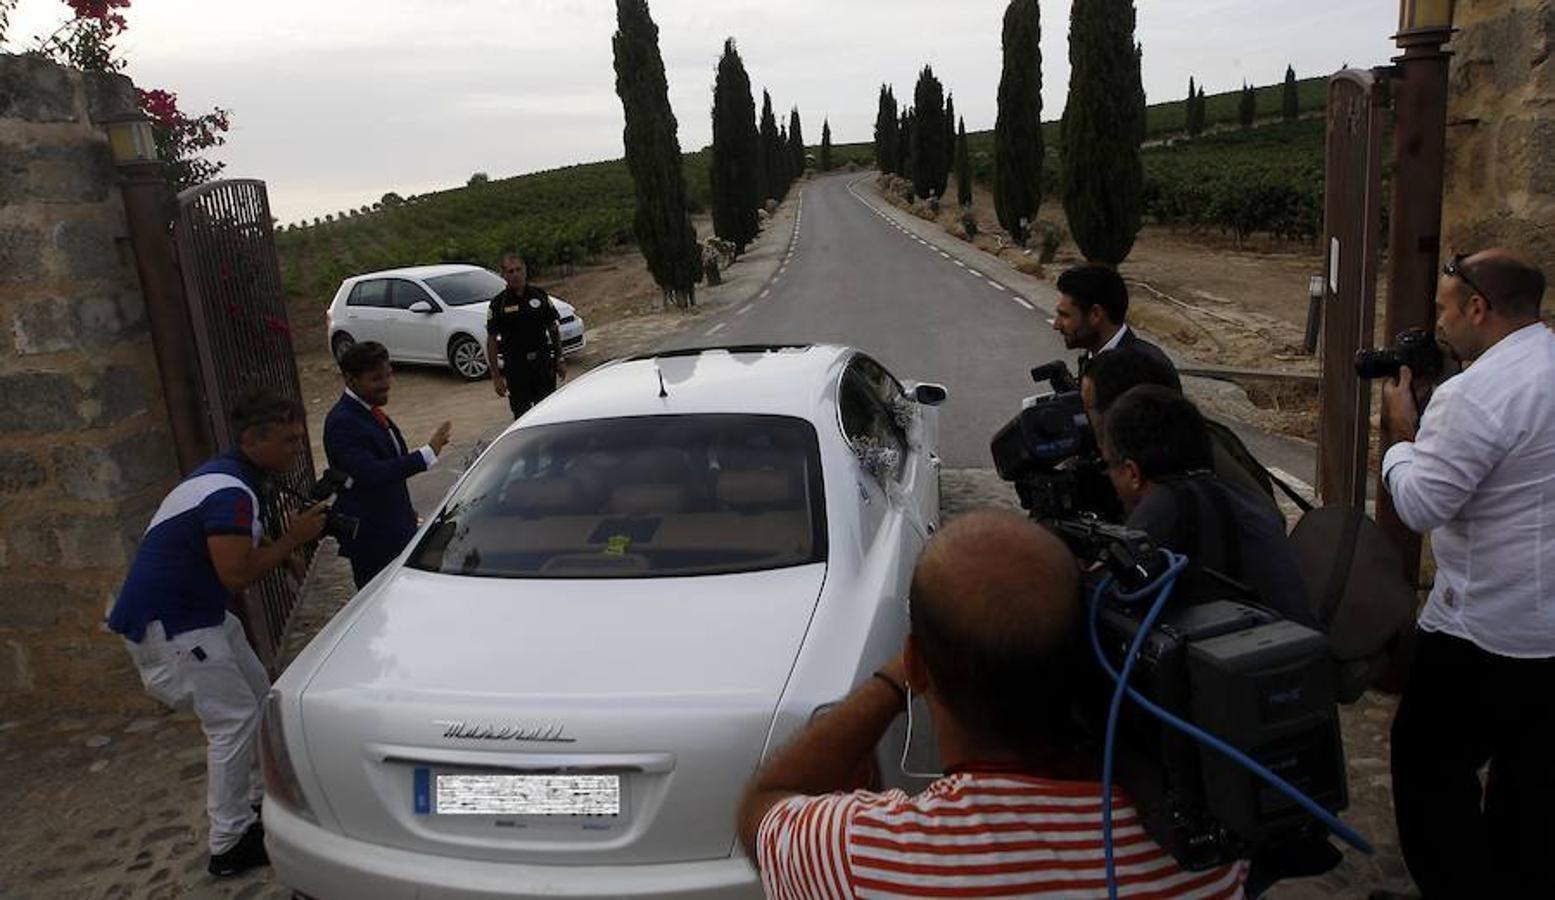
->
xmin=501 ymin=476 xmax=580 ymax=516
xmin=609 ymin=483 xmax=688 ymax=515
xmin=716 ymin=469 xmax=792 ymax=508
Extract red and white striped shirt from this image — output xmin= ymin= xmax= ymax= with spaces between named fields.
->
xmin=756 ymin=769 xmax=1247 ymax=898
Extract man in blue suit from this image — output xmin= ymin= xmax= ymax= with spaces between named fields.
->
xmin=324 ymin=341 xmax=451 ymax=588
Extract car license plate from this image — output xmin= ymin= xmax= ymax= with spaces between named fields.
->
xmin=419 ymin=771 xmax=621 ymax=816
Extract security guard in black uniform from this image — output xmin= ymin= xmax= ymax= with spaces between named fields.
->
xmin=486 ymin=251 xmax=566 ymax=419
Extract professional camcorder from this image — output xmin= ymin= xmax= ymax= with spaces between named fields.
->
xmin=306 ymin=468 xmax=360 ymax=542
xmin=1056 ymin=519 xmax=1351 ymax=875
xmin=989 ymin=361 xmax=1119 ymax=521
xmin=1354 ymin=327 xmax=1444 ymax=380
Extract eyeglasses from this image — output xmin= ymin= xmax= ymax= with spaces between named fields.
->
xmin=1443 ymin=253 xmax=1495 ymax=310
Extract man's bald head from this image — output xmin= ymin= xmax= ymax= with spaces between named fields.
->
xmin=909 ymin=510 xmax=1082 ymax=750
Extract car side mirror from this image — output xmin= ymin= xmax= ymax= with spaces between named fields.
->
xmin=407 ymin=300 xmax=435 ymax=314
xmin=910 ymin=382 xmax=948 ymax=406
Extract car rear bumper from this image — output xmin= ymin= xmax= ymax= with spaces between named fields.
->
xmin=267 ymin=802 xmax=762 ymax=900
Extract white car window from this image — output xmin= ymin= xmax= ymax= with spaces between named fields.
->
xmin=389 ymin=279 xmax=435 ymax=310
xmin=408 ymin=414 xmax=827 ymax=579
xmin=347 ymin=279 xmax=391 ymax=308
xmin=840 ymin=364 xmax=906 ymax=481
xmin=425 ymin=269 xmax=506 ymax=306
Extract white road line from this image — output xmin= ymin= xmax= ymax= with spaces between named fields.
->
xmin=1014 ymin=297 xmax=1034 ymax=311
xmin=967 ymin=270 xmax=983 ymax=278
xmin=737 ymin=304 xmax=753 ymax=315
xmin=1266 ymin=467 xmax=1316 ymax=502
xmin=760 ymin=288 xmax=771 ymax=299
xmin=939 ymin=251 xmax=950 ymax=259
xmin=954 ymin=260 xmax=966 ymax=268
xmin=705 ymin=322 xmax=727 ymax=336
xmin=987 ymin=281 xmax=1005 ymax=291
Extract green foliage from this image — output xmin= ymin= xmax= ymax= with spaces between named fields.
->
xmin=1186 ymin=77 xmax=1205 ymax=136
xmin=1282 ymin=65 xmax=1299 ymax=121
xmin=911 ymin=66 xmax=949 ymax=199
xmin=759 ymin=90 xmax=788 ymax=202
xmin=1140 ymin=117 xmax=1323 ymax=244
xmin=874 ymin=85 xmax=899 ymax=174
xmin=955 ymin=119 xmax=973 ymax=207
xmin=1061 ymin=0 xmax=1144 ymax=265
xmin=788 ymin=107 xmax=806 ymax=177
xmin=1238 ymin=82 xmax=1256 ymax=130
xmin=1147 ymin=75 xmax=1324 ymax=138
xmin=820 ymin=119 xmax=834 ymax=172
xmin=897 ymin=108 xmax=913 ymax=176
xmin=612 ymin=0 xmax=701 ymax=306
xmin=710 ymin=38 xmax=761 ymax=252
xmin=468 ymin=172 xmax=490 ymax=186
xmin=995 ymin=0 xmax=1043 ymax=243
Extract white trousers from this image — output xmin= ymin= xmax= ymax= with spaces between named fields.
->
xmin=124 ymin=612 xmax=268 ymax=853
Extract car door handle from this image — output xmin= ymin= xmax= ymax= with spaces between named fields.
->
xmin=928 ymin=453 xmax=942 ymax=470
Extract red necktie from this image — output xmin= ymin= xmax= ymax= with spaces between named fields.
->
xmin=371 ymin=406 xmax=390 ymax=429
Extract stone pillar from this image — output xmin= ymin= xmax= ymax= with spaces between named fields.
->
xmin=0 ymin=54 xmax=181 ymax=712
xmin=1442 ymin=0 xmax=1555 ymax=314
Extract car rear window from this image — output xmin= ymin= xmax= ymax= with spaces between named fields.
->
xmin=407 ymin=414 xmax=827 ymax=579
xmin=425 ymin=269 xmax=507 ymax=306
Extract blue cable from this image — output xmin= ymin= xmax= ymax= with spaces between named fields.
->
xmin=1088 ymin=553 xmax=1374 ymax=900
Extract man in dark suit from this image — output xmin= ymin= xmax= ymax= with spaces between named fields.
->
xmin=1051 ymin=264 xmax=1181 ymax=390
xmin=324 ymin=341 xmax=451 ymax=588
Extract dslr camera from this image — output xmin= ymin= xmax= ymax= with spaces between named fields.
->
xmin=989 ymin=361 xmax=1120 ymax=522
xmin=1354 ymin=327 xmax=1444 ymax=380
xmin=306 ymin=468 xmax=360 ymax=542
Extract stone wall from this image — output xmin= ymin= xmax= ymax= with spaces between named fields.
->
xmin=0 ymin=53 xmax=180 ymax=713
xmin=1443 ymin=0 xmax=1555 ymax=315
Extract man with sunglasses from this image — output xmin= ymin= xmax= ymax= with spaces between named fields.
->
xmin=1376 ymin=249 xmax=1554 ymax=899
xmin=486 ymin=250 xmax=566 ymax=419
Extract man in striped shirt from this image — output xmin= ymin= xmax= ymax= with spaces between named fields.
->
xmin=737 ymin=510 xmax=1247 ymax=898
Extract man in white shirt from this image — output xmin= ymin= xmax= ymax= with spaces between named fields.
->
xmin=1378 ymin=248 xmax=1554 ymax=898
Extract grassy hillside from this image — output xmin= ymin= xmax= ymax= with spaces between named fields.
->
xmin=280 ymin=77 xmax=1330 ymax=299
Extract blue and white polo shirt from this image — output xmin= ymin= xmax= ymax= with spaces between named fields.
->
xmin=108 ymin=451 xmax=266 ymax=642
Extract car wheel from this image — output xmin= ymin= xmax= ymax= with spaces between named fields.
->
xmin=331 ymin=332 xmax=355 ymax=362
xmin=448 ymin=334 xmax=489 ymax=381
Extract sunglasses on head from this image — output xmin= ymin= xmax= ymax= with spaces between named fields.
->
xmin=1443 ymin=253 xmax=1495 ymax=310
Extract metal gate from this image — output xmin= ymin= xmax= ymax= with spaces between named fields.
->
xmin=175 ymin=179 xmax=314 ymax=671
xmin=1317 ymin=71 xmax=1386 ymax=508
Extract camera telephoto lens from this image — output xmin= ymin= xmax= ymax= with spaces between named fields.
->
xmin=1354 ymin=349 xmax=1403 ymax=380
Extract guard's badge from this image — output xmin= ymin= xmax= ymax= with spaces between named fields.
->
xmin=528 ymin=298 xmax=542 ymax=309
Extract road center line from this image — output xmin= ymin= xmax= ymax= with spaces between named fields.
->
xmin=736 ymin=304 xmax=753 ymax=315
xmin=705 ymin=322 xmax=727 ymax=336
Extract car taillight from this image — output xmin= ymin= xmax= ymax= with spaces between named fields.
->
xmin=259 ymin=689 xmax=317 ymax=823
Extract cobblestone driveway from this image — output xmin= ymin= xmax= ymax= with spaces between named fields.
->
xmin=0 ymin=471 xmax=1417 ymax=899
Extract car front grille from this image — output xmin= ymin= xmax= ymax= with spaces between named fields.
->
xmin=559 ymin=315 xmax=577 ymax=325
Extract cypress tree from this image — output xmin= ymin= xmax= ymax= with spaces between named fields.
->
xmin=788 ymin=107 xmax=806 ymax=178
xmin=710 ymin=38 xmax=760 ymax=254
xmin=995 ymin=0 xmax=1043 ymax=244
xmin=612 ymin=0 xmax=700 ymax=307
xmin=1239 ymin=81 xmax=1256 ymax=130
xmin=911 ymin=66 xmax=948 ymax=199
xmin=1185 ymin=76 xmax=1196 ymax=134
xmin=1282 ymin=65 xmax=1299 ymax=121
xmin=820 ymin=118 xmax=833 ymax=171
xmin=1061 ymin=0 xmax=1144 ymax=265
xmin=897 ymin=108 xmax=914 ymax=182
xmin=1196 ymin=86 xmax=1207 ymax=133
xmin=759 ymin=90 xmax=784 ymax=201
xmin=943 ymin=93 xmax=957 ymax=194
xmin=874 ymin=85 xmax=898 ymax=174
xmin=955 ymin=117 xmax=973 ymax=207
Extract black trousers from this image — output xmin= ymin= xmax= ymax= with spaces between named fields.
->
xmin=348 ymin=547 xmax=398 ymax=590
xmin=504 ymin=353 xmax=558 ymax=420
xmin=1390 ymin=629 xmax=1555 ymax=897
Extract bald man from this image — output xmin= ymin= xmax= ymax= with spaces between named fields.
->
xmin=737 ymin=510 xmax=1248 ymax=898
xmin=1375 ymin=249 xmax=1555 ymax=899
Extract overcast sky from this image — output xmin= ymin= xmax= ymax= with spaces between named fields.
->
xmin=7 ymin=0 xmax=1396 ymax=223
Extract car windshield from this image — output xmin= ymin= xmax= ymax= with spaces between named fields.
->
xmin=407 ymin=414 xmax=827 ymax=579
xmin=425 ymin=269 xmax=506 ymax=306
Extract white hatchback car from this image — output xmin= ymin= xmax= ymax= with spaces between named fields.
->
xmin=325 ymin=264 xmax=586 ymax=380
xmin=263 ymin=345 xmax=948 ymax=899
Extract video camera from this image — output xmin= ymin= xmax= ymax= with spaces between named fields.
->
xmin=304 ymin=468 xmax=360 ymax=542
xmin=1055 ymin=518 xmax=1352 ymax=875
xmin=1354 ymin=327 xmax=1444 ymax=380
xmin=989 ymin=361 xmax=1119 ymax=521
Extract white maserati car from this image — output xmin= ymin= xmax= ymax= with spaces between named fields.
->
xmin=325 ymin=264 xmax=586 ymax=381
xmin=262 ymin=344 xmax=947 ymax=899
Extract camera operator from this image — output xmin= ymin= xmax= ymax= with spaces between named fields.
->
xmin=1375 ymin=249 xmax=1555 ymax=899
xmin=1053 ymin=264 xmax=1181 ymax=390
xmin=1101 ymin=385 xmax=1314 ymax=627
xmin=737 ymin=511 xmax=1248 ymax=898
xmin=106 ymin=389 xmax=328 ymax=878
xmin=1082 ymin=349 xmax=1277 ymax=510
xmin=324 ymin=341 xmax=451 ymax=588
